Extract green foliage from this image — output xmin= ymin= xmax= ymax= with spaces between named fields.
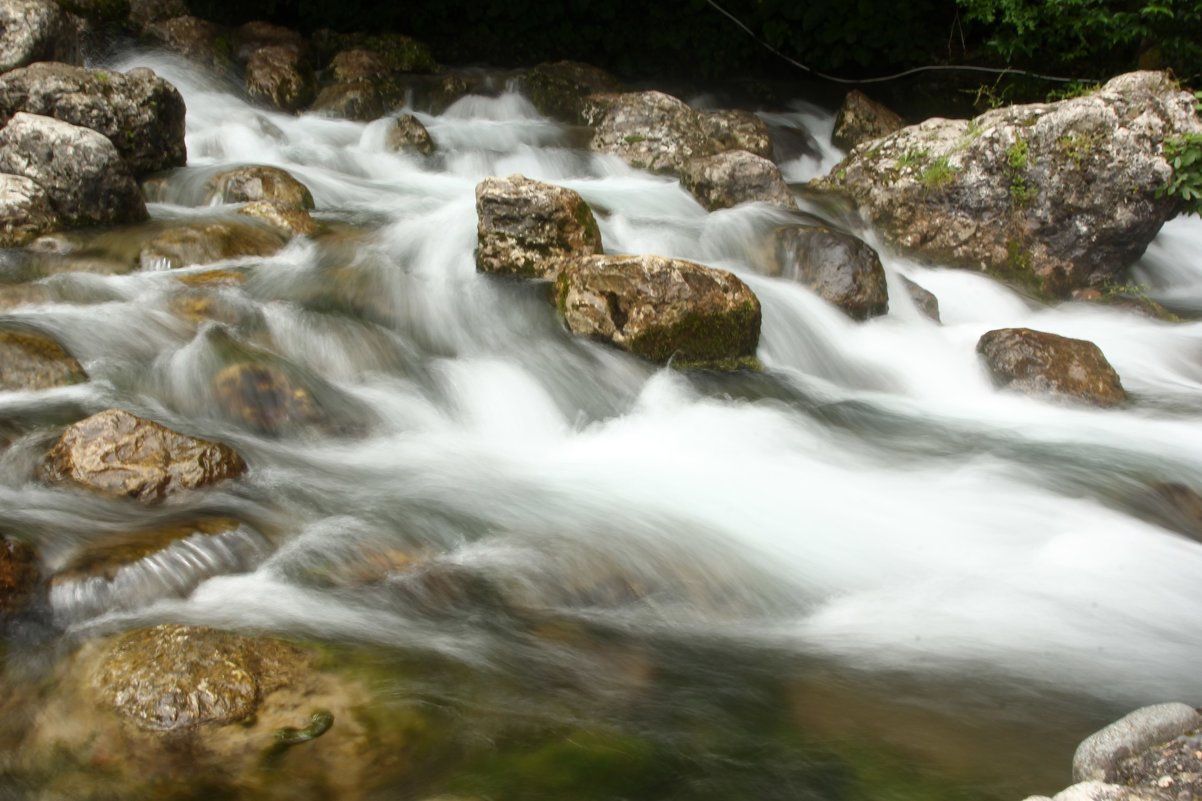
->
xmin=1159 ymin=131 xmax=1202 ymax=214
xmin=920 ymin=156 xmax=956 ymax=188
xmin=1006 ymin=138 xmax=1036 ymax=205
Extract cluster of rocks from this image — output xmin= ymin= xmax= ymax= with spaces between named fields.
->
xmin=1027 ymin=703 xmax=1202 ymax=800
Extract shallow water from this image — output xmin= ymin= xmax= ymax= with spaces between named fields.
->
xmin=1 ymin=50 xmax=1201 ymax=800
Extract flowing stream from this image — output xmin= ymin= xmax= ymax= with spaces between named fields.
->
xmin=2 ymin=50 xmax=1202 ymax=800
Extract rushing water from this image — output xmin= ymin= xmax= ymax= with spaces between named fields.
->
xmin=2 ymin=50 xmax=1202 ymax=800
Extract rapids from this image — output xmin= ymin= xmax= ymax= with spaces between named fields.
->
xmin=2 ymin=50 xmax=1201 ymax=799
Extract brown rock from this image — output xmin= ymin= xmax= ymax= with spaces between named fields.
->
xmin=310 ymin=81 xmax=384 ymax=121
xmin=138 ymin=220 xmax=286 ymax=270
xmin=977 ymin=327 xmax=1127 ymax=406
xmin=554 ymin=254 xmax=760 ymax=368
xmin=699 ymin=109 xmax=773 ymax=160
xmin=232 ymin=20 xmax=304 ymax=62
xmin=0 ymin=0 xmax=81 ymax=73
xmin=0 ymin=329 xmax=86 ymax=390
xmin=0 ymin=535 xmax=37 ymax=615
xmin=212 ymin=362 xmax=323 ymax=434
xmin=327 ymin=48 xmax=386 ymax=84
xmin=832 ymin=90 xmax=904 ymax=151
xmin=679 ymin=149 xmax=795 ymax=211
xmin=206 ymin=165 xmax=314 ymax=210
xmin=41 ymin=408 xmax=248 ymax=503
xmin=245 ymin=44 xmax=316 ymax=112
xmin=237 ymin=200 xmax=319 ymax=237
xmin=144 ymin=15 xmax=231 ymax=71
xmin=775 ymin=224 xmax=889 ymax=320
xmin=384 ymin=113 xmax=434 ymax=156
xmin=475 ymin=174 xmax=602 ymax=279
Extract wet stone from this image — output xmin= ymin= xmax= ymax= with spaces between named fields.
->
xmin=237 ymin=200 xmax=319 ymax=238
xmin=138 ymin=220 xmax=286 ymax=271
xmin=0 ymin=329 xmax=86 ymax=391
xmin=212 ymin=362 xmax=324 ymax=434
xmin=384 ymin=113 xmax=434 ymax=156
xmin=977 ymin=327 xmax=1127 ymax=407
xmin=310 ymin=81 xmax=385 ymax=122
xmin=901 ymin=275 xmax=941 ymax=323
xmin=40 ymin=408 xmax=248 ymax=503
xmin=775 ymin=224 xmax=889 ymax=320
xmin=0 ymin=535 xmax=38 ymax=615
xmin=206 ymin=165 xmax=314 ymax=211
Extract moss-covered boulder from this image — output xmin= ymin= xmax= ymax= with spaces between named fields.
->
xmin=206 ymin=165 xmax=315 ymax=210
xmin=384 ymin=113 xmax=434 ymax=156
xmin=813 ymin=72 xmax=1202 ymax=298
xmin=976 ymin=327 xmax=1127 ymax=407
xmin=0 ymin=328 xmax=86 ymax=390
xmin=775 ymin=224 xmax=889 ymax=320
xmin=0 ymin=0 xmax=81 ymax=73
xmin=245 ymin=45 xmax=316 ymax=113
xmin=40 ymin=408 xmax=248 ymax=503
xmin=554 ymin=254 xmax=760 ymax=368
xmin=138 ymin=219 xmax=286 ymax=270
xmin=475 ymin=174 xmax=602 ymax=279
xmin=832 ymin=89 xmax=904 ymax=151
xmin=0 ymin=173 xmax=58 ymax=246
xmin=0 ymin=62 xmax=187 ymax=175
xmin=518 ymin=60 xmax=623 ymax=123
xmin=680 ymin=150 xmax=796 ymax=211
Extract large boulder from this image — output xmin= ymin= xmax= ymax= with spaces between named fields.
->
xmin=138 ymin=220 xmax=286 ymax=270
xmin=1074 ymin=703 xmax=1202 ymax=782
xmin=0 ymin=172 xmax=58 ymax=246
xmin=814 ymin=72 xmax=1202 ymax=298
xmin=475 ymin=174 xmax=602 ymax=279
xmin=518 ymin=60 xmax=623 ymax=123
xmin=40 ymin=408 xmax=248 ymax=503
xmin=775 ymin=224 xmax=889 ymax=320
xmin=584 ymin=91 xmax=717 ymax=174
xmin=0 ymin=328 xmax=86 ymax=390
xmin=245 ymin=45 xmax=316 ymax=112
xmin=0 ymin=113 xmax=148 ymax=226
xmin=0 ymin=62 xmax=187 ymax=175
xmin=679 ymin=149 xmax=795 ymax=211
xmin=976 ymin=327 xmax=1127 ymax=407
xmin=832 ymin=90 xmax=904 ymax=151
xmin=0 ymin=0 xmax=81 ymax=73
xmin=553 ymin=254 xmax=761 ymax=369
xmin=206 ymin=165 xmax=315 ymax=210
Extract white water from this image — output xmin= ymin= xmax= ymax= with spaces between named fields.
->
xmin=4 ymin=51 xmax=1202 ymax=793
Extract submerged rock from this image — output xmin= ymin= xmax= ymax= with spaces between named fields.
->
xmin=0 ymin=62 xmax=187 ymax=175
xmin=519 ymin=60 xmax=623 ymax=123
xmin=138 ymin=220 xmax=286 ymax=270
xmin=212 ymin=362 xmax=324 ymax=434
xmin=832 ymin=90 xmax=904 ymax=151
xmin=0 ymin=535 xmax=38 ymax=615
xmin=41 ymin=408 xmax=248 ymax=503
xmin=0 ymin=112 xmax=148 ymax=226
xmin=0 ymin=172 xmax=58 ymax=246
xmin=384 ymin=113 xmax=434 ymax=155
xmin=0 ymin=0 xmax=81 ymax=73
xmin=680 ymin=149 xmax=795 ymax=211
xmin=554 ymin=254 xmax=760 ymax=368
xmin=814 ymin=72 xmax=1202 ymax=297
xmin=0 ymin=328 xmax=86 ymax=390
xmin=245 ymin=45 xmax=316 ymax=112
xmin=775 ymin=224 xmax=889 ymax=320
xmin=207 ymin=165 xmax=315 ymax=210
xmin=584 ymin=90 xmax=716 ymax=174
xmin=475 ymin=174 xmax=602 ymax=279
xmin=976 ymin=327 xmax=1127 ymax=406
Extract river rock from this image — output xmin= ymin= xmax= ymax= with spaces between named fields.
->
xmin=976 ymin=327 xmax=1127 ymax=406
xmin=0 ymin=0 xmax=81 ymax=73
xmin=814 ymin=72 xmax=1202 ymax=297
xmin=900 ymin=275 xmax=940 ymax=322
xmin=0 ymin=172 xmax=58 ymax=246
xmin=207 ymin=165 xmax=315 ymax=210
xmin=0 ymin=535 xmax=37 ymax=615
xmin=832 ymin=90 xmax=904 ymax=151
xmin=246 ymin=45 xmax=316 ymax=112
xmin=699 ymin=109 xmax=774 ymax=160
xmin=0 ymin=329 xmax=85 ymax=390
xmin=138 ymin=220 xmax=286 ymax=270
xmin=327 ymin=48 xmax=385 ymax=84
xmin=475 ymin=174 xmax=602 ymax=279
xmin=0 ymin=112 xmax=147 ymax=226
xmin=144 ymin=15 xmax=231 ymax=71
xmin=127 ymin=0 xmax=186 ymax=32
xmin=48 ymin=518 xmax=270 ymax=624
xmin=237 ymin=199 xmax=319 ymax=237
xmin=384 ymin=113 xmax=434 ymax=155
xmin=233 ymin=20 xmax=304 ymax=62
xmin=519 ymin=60 xmax=623 ymax=122
xmin=680 ymin=149 xmax=795 ymax=211
xmin=775 ymin=224 xmax=889 ymax=320
xmin=0 ymin=62 xmax=187 ymax=175
xmin=212 ymin=362 xmax=323 ymax=434
xmin=584 ymin=90 xmax=717 ymax=174
xmin=310 ymin=81 xmax=384 ymax=121
xmin=1074 ymin=703 xmax=1202 ymax=782
xmin=554 ymin=254 xmax=760 ymax=368
xmin=41 ymin=408 xmax=248 ymax=503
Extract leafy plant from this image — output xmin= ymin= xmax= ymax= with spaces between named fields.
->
xmin=1158 ymin=132 xmax=1202 ymax=214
